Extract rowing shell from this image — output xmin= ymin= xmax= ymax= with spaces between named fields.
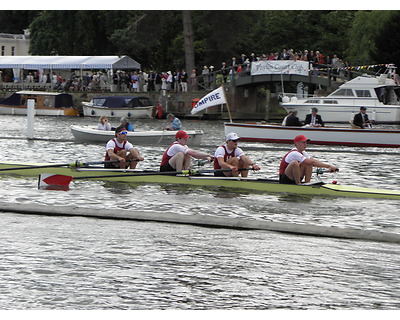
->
xmin=0 ymin=161 xmax=399 ymax=200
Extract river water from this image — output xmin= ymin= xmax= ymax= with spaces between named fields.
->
xmin=0 ymin=115 xmax=399 ymax=310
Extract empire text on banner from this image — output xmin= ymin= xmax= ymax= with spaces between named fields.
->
xmin=191 ymin=86 xmax=226 ymax=114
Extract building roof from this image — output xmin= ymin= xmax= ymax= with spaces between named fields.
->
xmin=0 ymin=55 xmax=140 ymax=69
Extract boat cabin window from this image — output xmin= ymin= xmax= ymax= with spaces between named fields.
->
xmin=330 ymin=88 xmax=354 ymax=96
xmin=93 ymin=98 xmax=107 ymax=106
xmin=323 ymin=100 xmax=338 ymax=104
xmin=305 ymin=99 xmax=320 ymax=104
xmin=355 ymin=90 xmax=372 ymax=97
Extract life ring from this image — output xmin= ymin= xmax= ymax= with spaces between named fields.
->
xmin=192 ymin=98 xmax=200 ymax=108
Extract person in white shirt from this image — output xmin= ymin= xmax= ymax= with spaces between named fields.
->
xmin=214 ymin=132 xmax=260 ymax=177
xmin=279 ymin=135 xmax=337 ymax=184
xmin=104 ymin=126 xmax=144 ymax=169
xmin=160 ymin=130 xmax=213 ymax=172
xmin=98 ymin=116 xmax=111 ymax=131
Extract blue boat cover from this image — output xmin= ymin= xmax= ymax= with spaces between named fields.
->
xmin=0 ymin=93 xmax=73 ymax=108
xmin=93 ymin=96 xmax=152 ymax=108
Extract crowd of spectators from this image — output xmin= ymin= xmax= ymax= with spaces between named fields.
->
xmin=0 ymin=48 xmax=351 ymax=93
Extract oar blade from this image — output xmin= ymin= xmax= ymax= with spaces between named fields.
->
xmin=38 ymin=173 xmax=73 ymax=189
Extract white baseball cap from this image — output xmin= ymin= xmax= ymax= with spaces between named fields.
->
xmin=226 ymin=132 xmax=240 ymax=141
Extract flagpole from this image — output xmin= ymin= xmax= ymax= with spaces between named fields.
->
xmin=222 ymin=84 xmax=233 ymax=123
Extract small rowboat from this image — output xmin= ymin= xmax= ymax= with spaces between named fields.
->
xmin=70 ymin=125 xmax=204 ymax=145
xmin=1 ymin=161 xmax=399 ymax=200
xmin=82 ymin=96 xmax=155 ymax=118
xmin=0 ymin=91 xmax=79 ymax=116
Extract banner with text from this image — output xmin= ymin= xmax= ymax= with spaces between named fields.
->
xmin=191 ymin=86 xmax=226 ymax=114
xmin=251 ymin=60 xmax=310 ymax=76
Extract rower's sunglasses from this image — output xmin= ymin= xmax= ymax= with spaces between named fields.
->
xmin=230 ymin=139 xmax=239 ymax=142
xmin=119 ymin=131 xmax=128 ymax=135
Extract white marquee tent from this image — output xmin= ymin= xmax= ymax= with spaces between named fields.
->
xmin=0 ymin=55 xmax=141 ymax=70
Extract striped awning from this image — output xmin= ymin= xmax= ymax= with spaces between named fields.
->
xmin=0 ymin=55 xmax=141 ymax=69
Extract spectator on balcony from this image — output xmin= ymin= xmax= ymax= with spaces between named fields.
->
xmin=180 ymin=69 xmax=188 ymax=92
xmin=202 ymin=66 xmax=209 ymax=89
xmin=208 ymin=66 xmax=215 ymax=89
xmin=189 ymin=69 xmax=197 ymax=91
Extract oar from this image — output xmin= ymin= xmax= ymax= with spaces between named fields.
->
xmin=0 ymin=159 xmax=140 ymax=172
xmin=315 ymin=168 xmax=339 ymax=184
xmin=38 ymin=168 xmax=252 ymax=188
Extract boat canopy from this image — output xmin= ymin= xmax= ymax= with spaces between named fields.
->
xmin=0 ymin=55 xmax=141 ymax=70
xmin=0 ymin=92 xmax=73 ymax=108
xmin=94 ymin=96 xmax=152 ymax=108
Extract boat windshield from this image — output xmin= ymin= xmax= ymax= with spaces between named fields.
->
xmin=355 ymin=90 xmax=372 ymax=97
xmin=93 ymin=98 xmax=107 ymax=106
xmin=330 ymin=88 xmax=354 ymax=97
xmin=375 ymin=87 xmax=400 ymax=104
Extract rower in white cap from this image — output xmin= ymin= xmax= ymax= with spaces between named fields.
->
xmin=214 ymin=132 xmax=260 ymax=177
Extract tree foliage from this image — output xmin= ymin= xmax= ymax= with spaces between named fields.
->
xmin=1 ymin=10 xmax=398 ymax=71
xmin=29 ymin=11 xmax=135 ymax=55
xmin=371 ymin=11 xmax=400 ymax=66
xmin=0 ymin=10 xmax=39 ymax=33
xmin=346 ymin=10 xmax=400 ymax=65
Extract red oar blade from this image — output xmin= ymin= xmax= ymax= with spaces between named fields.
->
xmin=38 ymin=173 xmax=74 ymax=189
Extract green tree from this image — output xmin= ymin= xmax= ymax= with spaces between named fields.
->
xmin=109 ymin=11 xmax=183 ymax=71
xmin=0 ymin=10 xmax=39 ymax=33
xmin=372 ymin=11 xmax=400 ymax=66
xmin=251 ymin=10 xmax=355 ymax=58
xmin=346 ymin=10 xmax=394 ymax=65
xmin=29 ymin=11 xmax=134 ymax=55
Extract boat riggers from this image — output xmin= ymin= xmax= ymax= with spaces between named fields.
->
xmin=38 ymin=168 xmax=253 ymax=188
xmin=0 ymin=159 xmax=140 ymax=172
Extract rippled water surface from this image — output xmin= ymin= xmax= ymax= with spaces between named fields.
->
xmin=0 ymin=115 xmax=399 ymax=309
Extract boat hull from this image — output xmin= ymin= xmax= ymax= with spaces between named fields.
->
xmin=0 ymin=91 xmax=79 ymax=116
xmin=282 ymin=103 xmax=400 ymax=124
xmin=82 ymin=104 xmax=154 ymax=118
xmin=70 ymin=125 xmax=204 ymax=145
xmin=0 ymin=105 xmax=79 ymax=116
xmin=1 ymin=162 xmax=399 ymax=199
xmin=224 ymin=122 xmax=400 ymax=148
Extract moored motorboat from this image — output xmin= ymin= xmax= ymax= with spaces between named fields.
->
xmin=0 ymin=161 xmax=399 ymax=199
xmin=0 ymin=91 xmax=79 ymax=116
xmin=224 ymin=122 xmax=400 ymax=148
xmin=82 ymin=96 xmax=155 ymax=118
xmin=281 ymin=65 xmax=400 ymax=123
xmin=70 ymin=125 xmax=204 ymax=145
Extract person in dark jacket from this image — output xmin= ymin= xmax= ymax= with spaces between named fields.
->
xmin=353 ymin=107 xmax=374 ymax=128
xmin=284 ymin=110 xmax=303 ymax=126
xmin=304 ymin=107 xmax=324 ymax=127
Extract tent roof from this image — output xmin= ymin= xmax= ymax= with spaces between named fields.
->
xmin=0 ymin=55 xmax=141 ymax=70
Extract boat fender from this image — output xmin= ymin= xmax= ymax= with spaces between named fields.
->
xmin=332 ymin=181 xmax=338 ymax=184
xmin=91 ymin=110 xmax=95 ymax=115
xmin=282 ymin=96 xmax=290 ymax=103
xmin=128 ymin=112 xmax=131 ymax=117
xmin=111 ymin=111 xmax=114 ymax=116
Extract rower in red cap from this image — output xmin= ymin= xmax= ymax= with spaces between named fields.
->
xmin=279 ymin=135 xmax=338 ymax=185
xmin=160 ymin=130 xmax=214 ymax=173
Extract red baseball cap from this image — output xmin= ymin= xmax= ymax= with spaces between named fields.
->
xmin=294 ymin=134 xmax=310 ymax=143
xmin=176 ymin=130 xmax=190 ymax=139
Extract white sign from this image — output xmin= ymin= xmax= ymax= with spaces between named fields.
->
xmin=251 ymin=60 xmax=310 ymax=76
xmin=191 ymin=86 xmax=226 ymax=114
